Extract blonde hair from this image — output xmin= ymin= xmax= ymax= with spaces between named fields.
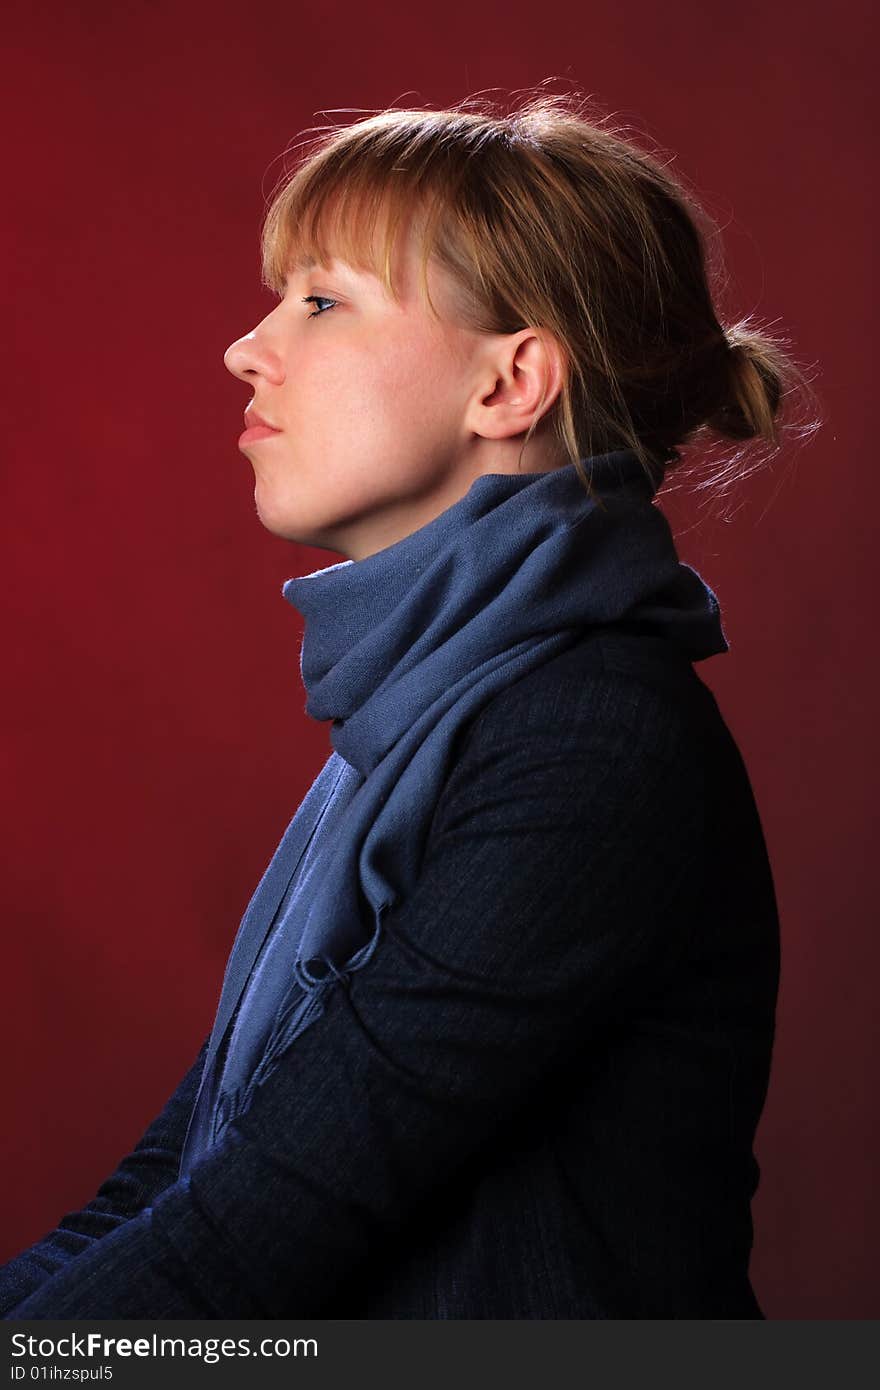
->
xmin=259 ymin=86 xmax=821 ymax=503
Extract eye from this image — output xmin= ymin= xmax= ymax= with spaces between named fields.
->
xmin=301 ymin=295 xmax=338 ymax=319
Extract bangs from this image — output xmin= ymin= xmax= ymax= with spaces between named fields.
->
xmin=260 ymin=168 xmax=445 ymax=315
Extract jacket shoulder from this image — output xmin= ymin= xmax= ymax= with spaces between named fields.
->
xmin=457 ymin=623 xmax=725 ymax=765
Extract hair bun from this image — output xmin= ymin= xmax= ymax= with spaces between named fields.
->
xmin=707 ymin=325 xmax=785 ymax=443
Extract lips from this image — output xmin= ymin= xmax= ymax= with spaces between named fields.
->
xmin=243 ymin=408 xmax=280 ymax=431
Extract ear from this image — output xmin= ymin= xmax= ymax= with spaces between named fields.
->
xmin=464 ymin=328 xmax=566 ymax=442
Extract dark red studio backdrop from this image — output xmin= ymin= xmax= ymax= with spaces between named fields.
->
xmin=1 ymin=1 xmax=876 ymax=1320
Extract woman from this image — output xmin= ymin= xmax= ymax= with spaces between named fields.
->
xmin=1 ymin=90 xmax=813 ymax=1319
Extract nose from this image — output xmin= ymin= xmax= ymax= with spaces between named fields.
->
xmin=223 ymin=310 xmax=284 ymax=385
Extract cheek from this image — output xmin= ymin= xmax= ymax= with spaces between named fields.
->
xmin=369 ymin=331 xmax=461 ymax=441
xmin=308 ymin=335 xmax=451 ymax=445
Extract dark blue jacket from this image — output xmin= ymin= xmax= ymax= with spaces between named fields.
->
xmin=1 ymin=625 xmax=779 ymax=1318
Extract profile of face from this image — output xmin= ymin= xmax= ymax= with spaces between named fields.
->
xmin=223 ymin=217 xmax=565 ymax=561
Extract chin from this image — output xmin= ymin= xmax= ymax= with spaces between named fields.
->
xmin=253 ymin=490 xmax=289 ymax=537
xmin=252 ymin=493 xmax=319 ymax=547
xmin=255 ymin=506 xmax=297 ymax=541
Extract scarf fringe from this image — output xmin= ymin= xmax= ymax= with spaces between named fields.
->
xmin=212 ymin=971 xmax=337 ymax=1142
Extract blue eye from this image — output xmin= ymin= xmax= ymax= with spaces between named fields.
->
xmin=301 ymin=295 xmax=337 ymax=318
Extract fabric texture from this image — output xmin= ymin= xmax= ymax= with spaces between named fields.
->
xmin=0 ymin=625 xmax=780 ymax=1318
xmin=178 ymin=449 xmax=729 ymax=1175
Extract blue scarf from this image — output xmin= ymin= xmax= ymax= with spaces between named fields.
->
xmin=178 ymin=449 xmax=728 ymax=1177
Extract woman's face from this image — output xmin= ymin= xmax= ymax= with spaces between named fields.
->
xmin=223 ymin=228 xmax=499 ymax=561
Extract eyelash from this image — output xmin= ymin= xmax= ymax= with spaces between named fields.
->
xmin=301 ymin=295 xmax=338 ymax=319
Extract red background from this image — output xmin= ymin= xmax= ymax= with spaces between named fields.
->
xmin=2 ymin=1 xmax=876 ymax=1318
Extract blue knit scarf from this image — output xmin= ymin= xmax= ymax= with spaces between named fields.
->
xmin=178 ymin=449 xmax=728 ymax=1177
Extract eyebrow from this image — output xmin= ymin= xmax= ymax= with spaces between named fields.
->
xmin=288 ymin=255 xmax=355 ymax=276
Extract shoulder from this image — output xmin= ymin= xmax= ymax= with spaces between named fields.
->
xmin=455 ymin=623 xmax=725 ymax=770
xmin=425 ymin=625 xmax=724 ymax=858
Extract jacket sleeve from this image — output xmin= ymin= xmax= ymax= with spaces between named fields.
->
xmin=0 ymin=1036 xmax=208 ymax=1316
xmin=5 ymin=669 xmax=707 ymax=1319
